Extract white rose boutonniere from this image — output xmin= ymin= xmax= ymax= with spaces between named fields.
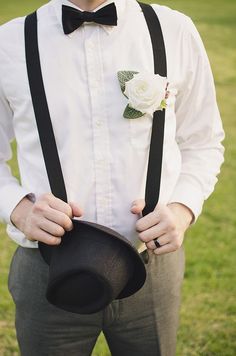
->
xmin=117 ymin=70 xmax=176 ymax=119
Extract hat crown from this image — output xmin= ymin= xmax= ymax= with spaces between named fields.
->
xmin=39 ymin=220 xmax=146 ymax=314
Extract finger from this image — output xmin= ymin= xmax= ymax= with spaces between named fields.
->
xmin=154 ymin=234 xmax=171 ymax=247
xmin=136 ymin=210 xmax=161 ymax=232
xmin=69 ymin=201 xmax=83 ymax=218
xmin=38 ymin=219 xmax=66 ymax=237
xmin=47 ymin=195 xmax=73 ymax=218
xmin=153 ymin=242 xmax=180 ymax=256
xmin=43 ymin=206 xmax=73 ymax=231
xmin=153 ymin=243 xmax=174 ymax=255
xmin=145 ymin=234 xmax=170 ymax=250
xmin=138 ymin=221 xmax=167 ymax=243
xmin=27 ymin=229 xmax=62 ymax=246
xmin=130 ymin=199 xmax=145 ymax=214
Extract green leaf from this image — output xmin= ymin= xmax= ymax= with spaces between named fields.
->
xmin=123 ymin=105 xmax=144 ymax=119
xmin=117 ymin=70 xmax=139 ymax=93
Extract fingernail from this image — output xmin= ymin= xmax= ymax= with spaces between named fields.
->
xmin=68 ymin=223 xmax=74 ymax=231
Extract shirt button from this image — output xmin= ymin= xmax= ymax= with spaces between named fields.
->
xmin=98 ymin=159 xmax=105 ymax=165
xmin=95 ymin=120 xmax=102 ymax=127
xmin=91 ymin=80 xmax=99 ymax=89
xmin=101 ymin=197 xmax=108 ymax=204
xmin=87 ymin=41 xmax=94 ymax=50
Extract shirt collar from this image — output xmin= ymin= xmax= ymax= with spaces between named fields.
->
xmin=51 ymin=0 xmax=126 ymax=36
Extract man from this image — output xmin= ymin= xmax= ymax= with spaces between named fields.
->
xmin=0 ymin=0 xmax=224 ymax=355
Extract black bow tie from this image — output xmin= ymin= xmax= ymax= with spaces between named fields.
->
xmin=62 ymin=3 xmax=118 ymax=34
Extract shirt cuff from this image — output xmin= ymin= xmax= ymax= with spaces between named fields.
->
xmin=168 ymin=177 xmax=204 ymax=223
xmin=6 ymin=223 xmax=38 ymax=248
xmin=0 ymin=186 xmax=34 ymax=225
xmin=2 ymin=188 xmax=38 ymax=248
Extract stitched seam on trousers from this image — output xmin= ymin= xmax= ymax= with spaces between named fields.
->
xmin=149 ymin=257 xmax=162 ymax=355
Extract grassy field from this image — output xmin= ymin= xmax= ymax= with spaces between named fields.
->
xmin=0 ymin=0 xmax=236 ymax=355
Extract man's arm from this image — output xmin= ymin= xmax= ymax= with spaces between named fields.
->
xmin=131 ymin=15 xmax=224 ymax=255
xmin=167 ymin=16 xmax=225 ymax=219
xmin=0 ymin=63 xmax=83 ymax=245
xmin=0 ymin=79 xmax=33 ymax=225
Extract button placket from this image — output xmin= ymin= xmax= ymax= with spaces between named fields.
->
xmin=85 ymin=26 xmax=112 ymax=226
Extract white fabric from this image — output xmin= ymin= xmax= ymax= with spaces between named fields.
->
xmin=0 ymin=0 xmax=224 ymax=249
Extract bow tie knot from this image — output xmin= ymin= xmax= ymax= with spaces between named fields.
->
xmin=62 ymin=3 xmax=118 ymax=35
xmin=80 ymin=11 xmax=95 ymax=21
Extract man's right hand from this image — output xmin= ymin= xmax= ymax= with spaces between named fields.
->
xmin=10 ymin=193 xmax=83 ymax=245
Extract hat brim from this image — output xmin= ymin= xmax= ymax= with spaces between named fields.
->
xmin=39 ymin=219 xmax=146 ymax=299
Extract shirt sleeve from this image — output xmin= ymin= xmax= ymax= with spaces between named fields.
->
xmin=168 ymin=16 xmax=225 ymax=221
xmin=0 ymin=77 xmax=33 ymax=225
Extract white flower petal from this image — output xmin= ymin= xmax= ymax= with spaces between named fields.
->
xmin=123 ymin=72 xmax=170 ymax=115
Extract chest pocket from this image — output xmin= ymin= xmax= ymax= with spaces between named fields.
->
xmin=129 ymin=114 xmax=153 ymax=150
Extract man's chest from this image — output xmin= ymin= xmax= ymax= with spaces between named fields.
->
xmin=1 ymin=6 xmax=184 ymax=153
xmin=3 ymin=7 xmax=184 ymax=113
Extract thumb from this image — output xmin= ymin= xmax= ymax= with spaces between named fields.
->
xmin=68 ymin=201 xmax=83 ymax=218
xmin=130 ymin=199 xmax=145 ymax=215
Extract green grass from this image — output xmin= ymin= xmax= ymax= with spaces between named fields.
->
xmin=0 ymin=0 xmax=236 ymax=355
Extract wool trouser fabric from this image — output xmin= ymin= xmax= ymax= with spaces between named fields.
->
xmin=8 ymin=246 xmax=185 ymax=356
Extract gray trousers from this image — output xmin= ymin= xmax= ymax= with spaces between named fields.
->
xmin=8 ymin=246 xmax=185 ymax=356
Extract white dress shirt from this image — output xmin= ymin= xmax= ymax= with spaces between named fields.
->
xmin=0 ymin=0 xmax=224 ymax=249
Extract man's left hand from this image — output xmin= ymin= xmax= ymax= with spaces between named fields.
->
xmin=131 ymin=200 xmax=193 ymax=255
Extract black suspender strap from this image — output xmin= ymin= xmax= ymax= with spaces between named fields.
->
xmin=138 ymin=2 xmax=167 ymax=216
xmin=25 ymin=12 xmax=68 ymax=203
xmin=24 ymin=2 xmax=167 ymax=216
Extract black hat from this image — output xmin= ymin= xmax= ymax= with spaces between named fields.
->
xmin=39 ymin=219 xmax=146 ymax=314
